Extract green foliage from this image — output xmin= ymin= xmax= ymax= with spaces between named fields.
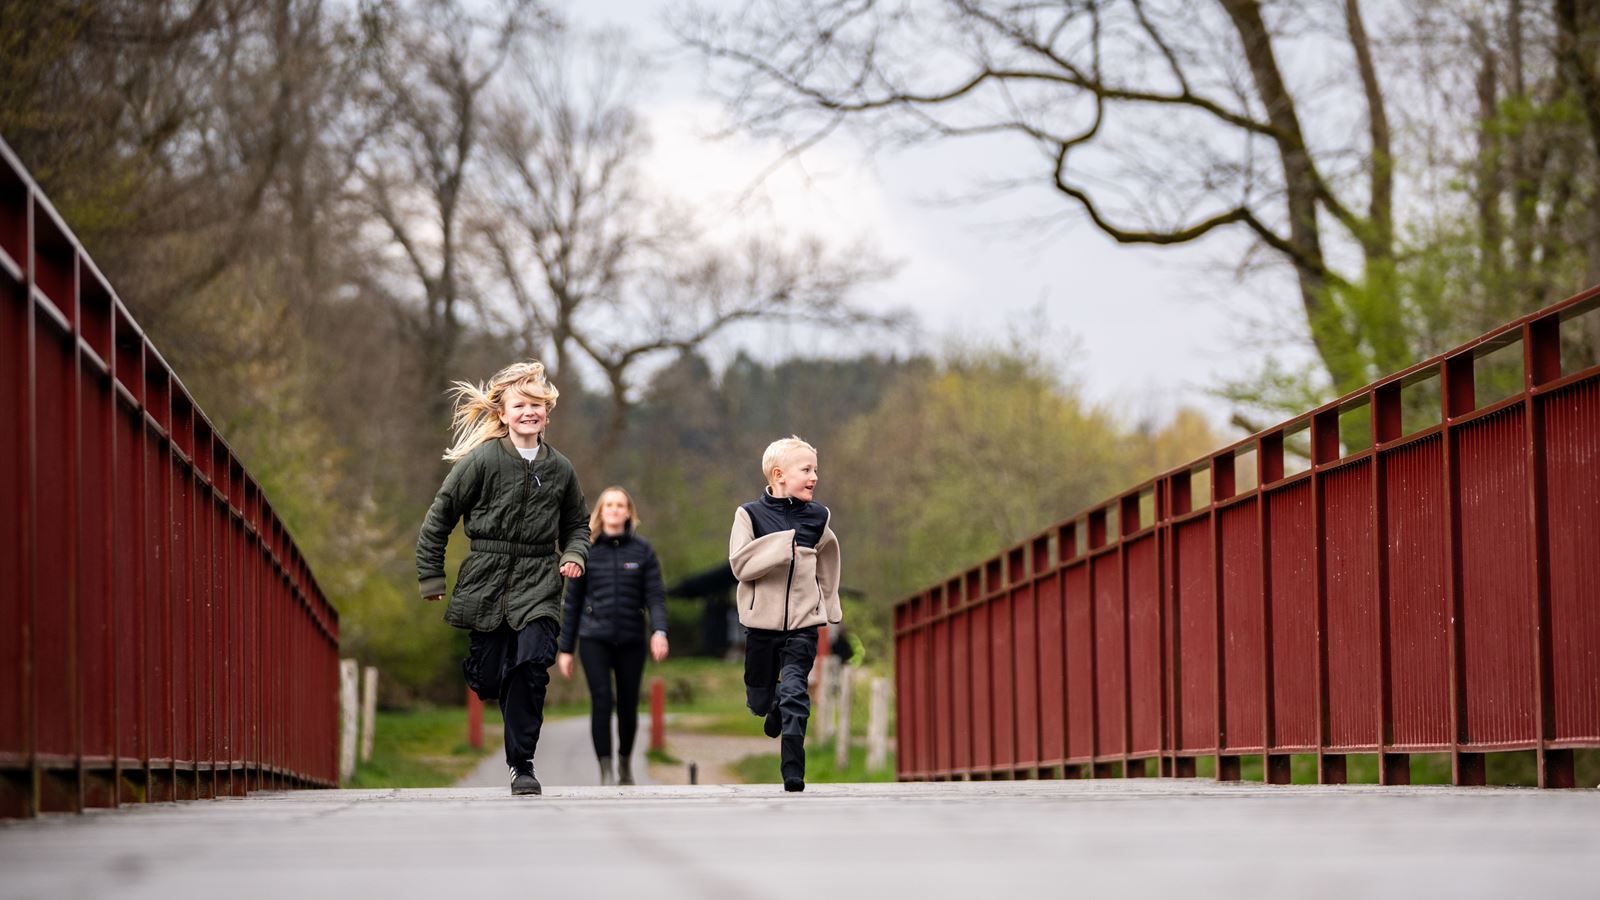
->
xmin=828 ymin=343 xmax=1220 ymax=642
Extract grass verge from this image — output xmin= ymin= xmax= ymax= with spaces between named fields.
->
xmin=344 ymin=705 xmax=504 ymax=788
xmin=731 ymin=738 xmax=898 ymax=785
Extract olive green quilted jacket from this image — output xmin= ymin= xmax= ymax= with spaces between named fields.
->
xmin=416 ymin=437 xmax=590 ymax=631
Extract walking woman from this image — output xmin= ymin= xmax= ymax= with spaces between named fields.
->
xmin=557 ymin=486 xmax=669 ymax=785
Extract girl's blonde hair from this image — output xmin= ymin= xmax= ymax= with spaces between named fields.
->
xmin=441 ymin=361 xmax=560 ymax=461
xmin=588 ymin=485 xmax=641 ymax=535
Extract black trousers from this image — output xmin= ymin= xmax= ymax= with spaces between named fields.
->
xmin=463 ymin=617 xmax=559 ymax=772
xmin=576 ymin=638 xmax=647 ymax=759
xmin=744 ymin=626 xmax=818 ymax=780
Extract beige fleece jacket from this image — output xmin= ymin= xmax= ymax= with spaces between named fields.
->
xmin=728 ymin=506 xmax=843 ymax=631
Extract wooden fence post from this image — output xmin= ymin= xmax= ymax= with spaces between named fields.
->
xmin=339 ymin=659 xmax=359 ymax=783
xmin=868 ymin=677 xmax=889 ymax=772
xmin=360 ymin=667 xmax=378 ymax=763
xmin=835 ymin=665 xmax=853 ymax=769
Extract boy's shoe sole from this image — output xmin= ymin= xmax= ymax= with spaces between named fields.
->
xmin=783 ymin=777 xmax=805 ymax=793
xmin=763 ymin=707 xmax=782 ymax=739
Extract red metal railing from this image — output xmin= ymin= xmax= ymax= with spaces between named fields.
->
xmin=894 ymin=286 xmax=1600 ymax=788
xmin=0 ymin=137 xmax=341 ymax=817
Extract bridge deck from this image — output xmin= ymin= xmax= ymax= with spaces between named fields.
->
xmin=2 ymin=780 xmax=1595 ymax=898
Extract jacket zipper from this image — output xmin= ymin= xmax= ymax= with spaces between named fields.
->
xmin=611 ymin=536 xmax=620 ymax=629
xmin=781 ymin=536 xmax=795 ymax=630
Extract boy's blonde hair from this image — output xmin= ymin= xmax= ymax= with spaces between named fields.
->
xmin=441 ymin=361 xmax=560 ymax=461
xmin=588 ymin=486 xmax=641 ymax=535
xmin=762 ymin=435 xmax=817 ymax=484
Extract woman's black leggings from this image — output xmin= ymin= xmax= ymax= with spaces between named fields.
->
xmin=577 ymin=639 xmax=647 ymax=758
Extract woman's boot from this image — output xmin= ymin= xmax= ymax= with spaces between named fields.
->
xmin=617 ymin=755 xmax=635 ymax=785
xmin=598 ymin=755 xmax=615 ymax=786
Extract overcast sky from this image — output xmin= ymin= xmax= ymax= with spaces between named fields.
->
xmin=564 ymin=0 xmax=1322 ymax=429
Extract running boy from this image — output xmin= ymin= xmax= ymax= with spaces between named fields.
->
xmin=417 ymin=361 xmax=590 ymax=796
xmin=729 ymin=436 xmax=842 ymax=792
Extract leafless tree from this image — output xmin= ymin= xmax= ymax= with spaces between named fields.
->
xmin=479 ymin=30 xmax=897 ymax=467
xmin=355 ymin=0 xmax=549 ymax=416
xmin=674 ymin=0 xmax=1417 ymax=396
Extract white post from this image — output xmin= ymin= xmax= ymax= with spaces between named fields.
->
xmin=867 ymin=676 xmax=889 ymax=773
xmin=817 ymin=656 xmax=839 ymax=740
xmin=834 ymin=665 xmax=853 ymax=769
xmin=339 ymin=659 xmax=359 ymax=783
xmin=360 ymin=666 xmax=379 ymax=763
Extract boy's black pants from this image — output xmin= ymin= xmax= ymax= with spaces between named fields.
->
xmin=463 ymin=617 xmax=559 ymax=772
xmin=577 ymin=638 xmax=647 ymax=759
xmin=744 ymin=626 xmax=818 ymax=781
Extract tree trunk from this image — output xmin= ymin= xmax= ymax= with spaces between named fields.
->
xmin=1219 ymin=0 xmax=1359 ymax=391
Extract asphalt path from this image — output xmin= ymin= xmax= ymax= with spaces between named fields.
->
xmin=2 ymin=780 xmax=1596 ymax=899
xmin=455 ymin=714 xmax=655 ymax=789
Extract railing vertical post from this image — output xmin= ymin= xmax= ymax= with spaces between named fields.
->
xmin=1523 ymin=318 xmax=1572 ymax=788
xmin=1118 ymin=495 xmax=1135 ymax=777
xmin=1373 ymin=383 xmax=1407 ymax=785
xmin=19 ymin=195 xmax=38 ymax=817
xmin=1210 ymin=454 xmax=1239 ymax=782
xmin=1260 ymin=432 xmax=1286 ymax=781
xmin=1085 ymin=509 xmax=1106 ymax=778
xmin=1260 ymin=432 xmax=1288 ymax=785
xmin=1311 ymin=409 xmax=1345 ymax=785
xmin=1166 ymin=473 xmax=1195 ymax=780
xmin=1442 ymin=351 xmax=1485 ymax=785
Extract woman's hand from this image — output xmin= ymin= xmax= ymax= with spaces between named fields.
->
xmin=559 ymin=561 xmax=583 ymax=578
xmin=557 ymin=652 xmax=574 ymax=679
xmin=650 ymin=632 xmax=669 ymax=663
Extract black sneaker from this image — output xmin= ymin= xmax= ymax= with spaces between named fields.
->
xmin=783 ymin=776 xmax=805 ymax=793
xmin=763 ymin=705 xmax=782 ymax=739
xmin=510 ymin=767 xmax=541 ymax=796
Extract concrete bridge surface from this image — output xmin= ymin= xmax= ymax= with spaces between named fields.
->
xmin=2 ymin=780 xmax=1596 ymax=899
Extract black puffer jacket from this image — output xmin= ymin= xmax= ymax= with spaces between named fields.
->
xmin=559 ymin=528 xmax=668 ymax=651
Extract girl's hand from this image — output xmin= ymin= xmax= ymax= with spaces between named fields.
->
xmin=559 ymin=562 xmax=583 ymax=578
xmin=425 ymin=594 xmax=444 ymax=603
xmin=650 ymin=632 xmax=669 ymax=663
xmin=557 ymin=652 xmax=574 ymax=679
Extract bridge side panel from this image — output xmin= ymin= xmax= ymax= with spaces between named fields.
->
xmin=1064 ymin=563 xmax=1094 ymax=761
xmin=78 ymin=319 xmax=117 ymax=797
xmin=951 ymin=605 xmax=972 ymax=774
xmin=1174 ymin=519 xmax=1217 ymax=755
xmin=988 ymin=589 xmax=1015 ymax=770
xmin=1126 ymin=535 xmax=1162 ymax=757
xmin=1092 ymin=552 xmax=1125 ymax=759
xmin=1267 ymin=479 xmax=1317 ymax=750
xmin=34 ymin=307 xmax=78 ymax=803
xmin=1323 ymin=461 xmax=1380 ymax=751
xmin=1455 ymin=408 xmax=1538 ymax=748
xmin=0 ymin=240 xmax=26 ymax=815
xmin=1219 ymin=501 xmax=1264 ymax=753
xmin=969 ymin=600 xmax=992 ymax=771
xmin=112 ymin=355 xmax=145 ymax=778
xmin=1541 ymin=378 xmax=1600 ymax=745
xmin=1036 ymin=572 xmax=1065 ymax=764
xmin=1012 ymin=582 xmax=1039 ymax=768
xmin=918 ymin=595 xmax=936 ymax=780
xmin=932 ymin=612 xmax=951 ymax=776
xmin=1383 ymin=435 xmax=1451 ymax=749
